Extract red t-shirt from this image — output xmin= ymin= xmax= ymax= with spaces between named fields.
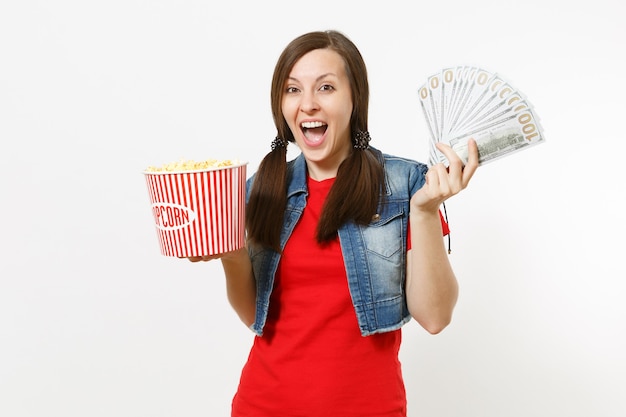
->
xmin=232 ymin=176 xmax=406 ymax=417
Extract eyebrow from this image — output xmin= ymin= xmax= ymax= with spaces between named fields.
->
xmin=287 ymin=72 xmax=337 ymax=83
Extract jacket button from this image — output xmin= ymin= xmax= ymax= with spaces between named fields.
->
xmin=371 ymin=213 xmax=380 ymax=221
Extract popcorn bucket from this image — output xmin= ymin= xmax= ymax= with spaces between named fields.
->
xmin=143 ymin=162 xmax=247 ymax=257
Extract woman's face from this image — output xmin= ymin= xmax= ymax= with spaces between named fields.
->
xmin=281 ymin=48 xmax=353 ymax=180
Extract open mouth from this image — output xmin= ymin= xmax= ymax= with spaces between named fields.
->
xmin=301 ymin=121 xmax=327 ymax=143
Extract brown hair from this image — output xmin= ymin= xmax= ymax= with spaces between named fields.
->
xmin=246 ymin=30 xmax=384 ymax=251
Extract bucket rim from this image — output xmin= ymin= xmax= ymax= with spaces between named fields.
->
xmin=142 ymin=161 xmax=248 ymax=175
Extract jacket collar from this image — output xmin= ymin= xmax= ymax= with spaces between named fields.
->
xmin=286 ymin=152 xmax=309 ymax=198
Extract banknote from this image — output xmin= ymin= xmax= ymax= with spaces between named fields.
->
xmin=419 ymin=66 xmax=545 ymax=166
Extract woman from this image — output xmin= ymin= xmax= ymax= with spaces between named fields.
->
xmin=190 ymin=30 xmax=478 ymax=417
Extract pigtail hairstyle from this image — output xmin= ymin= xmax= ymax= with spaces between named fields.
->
xmin=245 ymin=138 xmax=288 ymax=253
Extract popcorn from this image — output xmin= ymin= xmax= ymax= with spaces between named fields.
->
xmin=145 ymin=158 xmax=239 ymax=173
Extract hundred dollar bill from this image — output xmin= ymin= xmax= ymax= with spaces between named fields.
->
xmin=442 ymin=66 xmax=467 ymax=131
xmin=418 ymin=82 xmax=441 ymax=158
xmin=444 ymin=66 xmax=474 ymax=139
xmin=428 ymin=71 xmax=445 ymax=141
xmin=440 ymin=67 xmax=456 ymax=134
xmin=446 ymin=104 xmax=545 ymax=166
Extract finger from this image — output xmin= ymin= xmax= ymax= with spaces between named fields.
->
xmin=424 ymin=163 xmax=452 ymax=199
xmin=435 ymin=142 xmax=464 ymax=176
xmin=182 ymin=255 xmax=213 ymax=262
xmin=461 ymin=138 xmax=479 ymax=185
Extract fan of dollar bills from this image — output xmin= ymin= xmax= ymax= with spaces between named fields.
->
xmin=418 ymin=66 xmax=545 ymax=166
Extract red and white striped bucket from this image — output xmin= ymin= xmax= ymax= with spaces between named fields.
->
xmin=143 ymin=162 xmax=247 ymax=257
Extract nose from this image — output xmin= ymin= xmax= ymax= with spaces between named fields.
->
xmin=300 ymin=90 xmax=319 ymax=113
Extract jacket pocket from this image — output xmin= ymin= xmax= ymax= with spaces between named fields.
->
xmin=361 ymin=202 xmax=405 ymax=258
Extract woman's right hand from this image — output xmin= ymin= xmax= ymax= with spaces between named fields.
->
xmin=181 ymin=247 xmax=247 ymax=263
xmin=184 ymin=254 xmax=223 ymax=263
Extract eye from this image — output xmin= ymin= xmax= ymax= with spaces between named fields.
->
xmin=285 ymin=86 xmax=300 ymax=94
xmin=319 ymin=84 xmax=334 ymax=92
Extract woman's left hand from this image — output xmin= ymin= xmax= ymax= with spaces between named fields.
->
xmin=410 ymin=139 xmax=479 ymax=213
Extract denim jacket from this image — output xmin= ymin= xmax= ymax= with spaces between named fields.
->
xmin=246 ymin=148 xmax=428 ymax=336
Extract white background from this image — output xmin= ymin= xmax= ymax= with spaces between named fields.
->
xmin=1 ymin=1 xmax=625 ymax=416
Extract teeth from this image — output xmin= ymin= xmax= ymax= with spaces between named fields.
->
xmin=301 ymin=121 xmax=325 ymax=128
